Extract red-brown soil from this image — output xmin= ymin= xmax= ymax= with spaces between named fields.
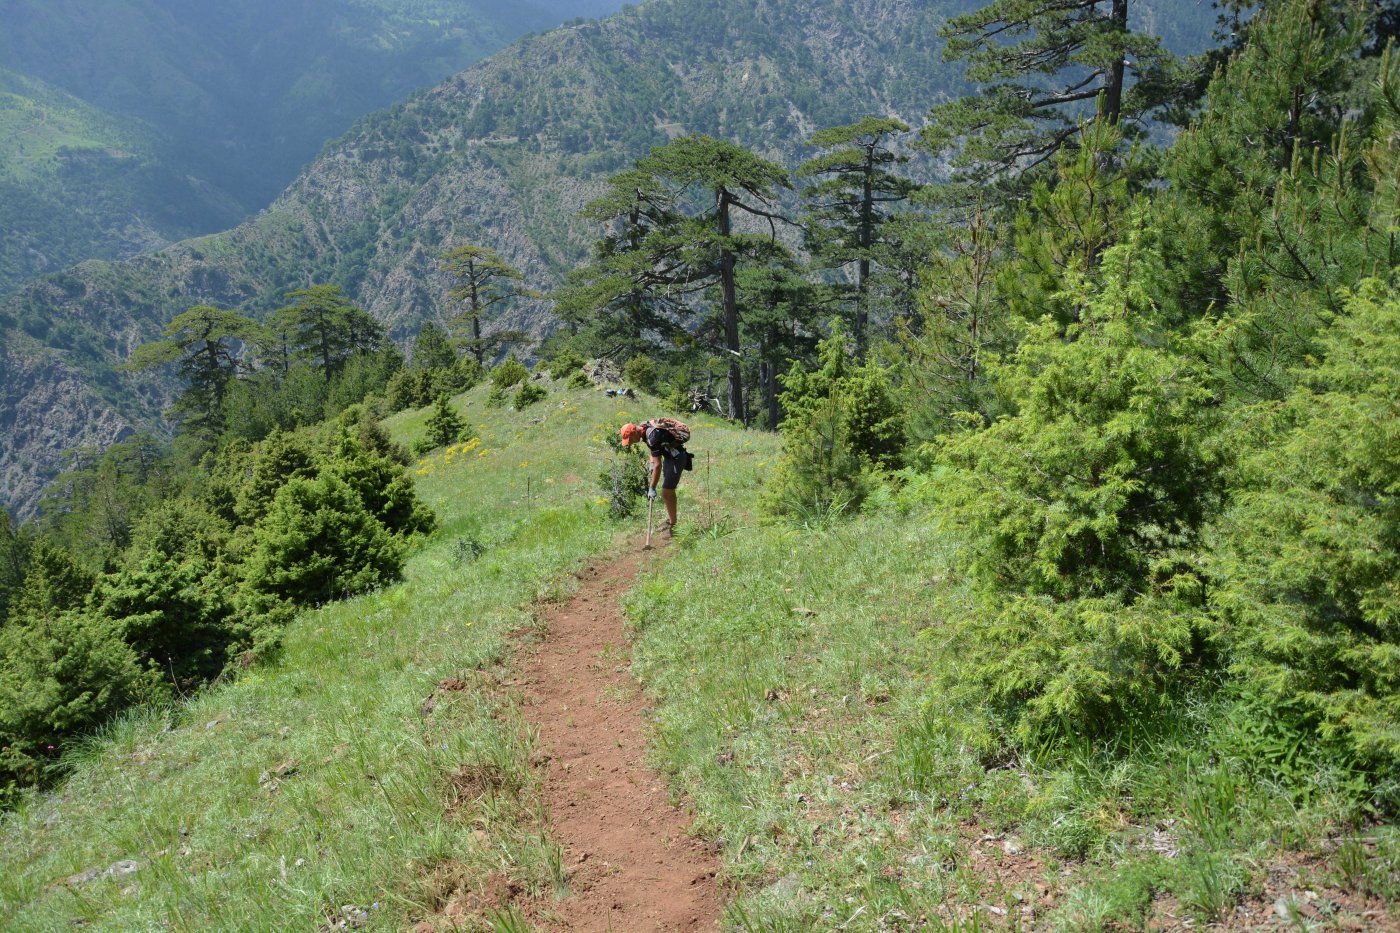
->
xmin=516 ymin=545 xmax=722 ymax=932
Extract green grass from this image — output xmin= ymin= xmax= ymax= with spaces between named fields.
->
xmin=0 ymin=381 xmax=703 ymax=931
xmin=0 ymin=67 xmax=155 ymax=185
xmin=7 ymin=377 xmax=1397 ymax=931
xmin=626 ymin=490 xmax=1400 ymax=930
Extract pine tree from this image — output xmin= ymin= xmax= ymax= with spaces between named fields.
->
xmin=440 ymin=245 xmax=535 ymax=365
xmin=35 ymin=436 xmax=171 ymax=568
xmin=899 ymin=206 xmax=1011 ymax=440
xmin=1155 ymin=0 xmax=1372 ymax=398
xmin=584 ymin=135 xmax=791 ymax=421
xmin=424 ymin=394 xmax=466 ymax=450
xmin=997 ymin=118 xmax=1138 ymax=329
xmin=560 ymin=167 xmax=691 ymax=357
xmin=798 ymin=117 xmax=917 ymax=355
xmin=254 ymin=306 xmax=300 ymax=380
xmin=411 ymin=321 xmax=458 ymax=370
xmin=277 ymin=284 xmax=386 ymax=379
xmin=735 ymin=261 xmax=824 ymax=430
xmin=325 ymin=343 xmax=404 ymax=414
xmin=128 ymin=304 xmax=261 ymax=443
xmin=921 ymin=0 xmax=1179 ymax=200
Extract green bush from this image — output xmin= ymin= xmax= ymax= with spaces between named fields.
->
xmin=0 ymin=610 xmax=156 ymax=804
xmin=491 ymin=354 xmax=529 ymax=391
xmin=410 ymin=321 xmax=457 ymax=370
xmin=930 ymin=246 xmax=1226 ymax=742
xmin=424 ymin=395 xmax=465 ymax=449
xmin=324 ymin=347 xmax=403 ymax=417
xmin=235 ymin=431 xmax=320 ymax=524
xmin=326 ymin=432 xmax=437 ymax=538
xmin=6 ymin=540 xmax=93 ymax=623
xmin=548 ymin=349 xmax=586 ymax=379
xmin=385 ymin=368 xmax=429 ymax=412
xmin=385 ymin=359 xmax=481 ymax=413
xmin=664 ymin=386 xmax=693 ymax=415
xmin=515 ymin=381 xmax=547 ymax=408
xmin=1214 ymin=281 xmax=1400 ymax=771
xmin=598 ymin=429 xmax=649 ymax=519
xmin=95 ymin=550 xmax=239 ymax=685
xmin=244 ymin=472 xmax=403 ymax=607
xmin=338 ymin=405 xmax=411 ymax=465
xmin=762 ymin=329 xmax=901 ymax=519
xmin=568 ymin=368 xmax=593 ymax=390
xmin=449 ymin=357 xmax=484 ymax=393
xmin=136 ymin=498 xmax=232 ymax=571
xmin=623 ymin=353 xmax=658 ymax=393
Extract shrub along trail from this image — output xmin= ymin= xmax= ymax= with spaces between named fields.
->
xmin=517 ymin=544 xmax=721 ymax=931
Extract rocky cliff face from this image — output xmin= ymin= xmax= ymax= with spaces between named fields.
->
xmin=0 ymin=340 xmax=156 ymax=512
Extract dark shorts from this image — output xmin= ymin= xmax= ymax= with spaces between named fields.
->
xmin=660 ymin=453 xmax=683 ymax=490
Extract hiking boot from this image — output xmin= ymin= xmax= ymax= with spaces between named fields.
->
xmin=662 ymin=521 xmax=676 ymax=538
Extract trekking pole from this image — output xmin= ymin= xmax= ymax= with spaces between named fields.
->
xmin=707 ymin=450 xmax=713 ymax=528
xmin=643 ymin=495 xmax=655 ymax=551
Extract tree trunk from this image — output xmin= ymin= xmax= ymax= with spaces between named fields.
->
xmin=316 ymin=311 xmax=333 ymax=377
xmin=719 ymin=191 xmax=744 ymax=423
xmin=760 ymin=359 xmax=781 ymax=431
xmin=470 ymin=278 xmax=484 ymax=366
xmin=1103 ymin=0 xmax=1129 ymax=125
xmin=857 ymin=155 xmax=874 ymax=357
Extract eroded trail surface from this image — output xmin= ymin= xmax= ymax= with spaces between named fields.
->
xmin=519 ymin=549 xmax=721 ymax=932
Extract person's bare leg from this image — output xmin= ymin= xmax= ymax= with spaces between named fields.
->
xmin=662 ymin=488 xmax=678 ymax=531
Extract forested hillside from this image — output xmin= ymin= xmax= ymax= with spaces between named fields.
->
xmin=0 ymin=0 xmax=966 ymax=518
xmin=3 ymin=0 xmax=1399 ymax=928
xmin=0 ymin=0 xmax=628 ymax=295
xmin=0 ymin=66 xmax=242 ymax=290
xmin=0 ymin=0 xmax=1214 ymax=520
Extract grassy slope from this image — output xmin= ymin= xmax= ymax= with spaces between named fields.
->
xmin=628 ymin=488 xmax=1400 ymax=930
xmin=0 ymin=68 xmax=155 ymax=184
xmin=5 ymin=373 xmax=1395 ymax=931
xmin=0 ymin=68 xmax=178 ymax=289
xmin=0 ymin=381 xmax=755 ymax=931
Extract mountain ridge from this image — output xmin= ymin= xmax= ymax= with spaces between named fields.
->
xmin=1 ymin=0 xmax=987 ymax=518
xmin=0 ymin=0 xmax=629 ymax=294
xmin=0 ymin=0 xmax=1217 ymax=519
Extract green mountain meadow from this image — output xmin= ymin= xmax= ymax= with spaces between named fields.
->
xmin=7 ymin=0 xmax=1399 ymax=929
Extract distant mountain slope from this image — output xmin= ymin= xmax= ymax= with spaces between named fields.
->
xmin=0 ymin=67 xmax=243 ymax=288
xmin=0 ymin=0 xmax=1217 ymax=519
xmin=0 ymin=0 xmax=629 ymax=294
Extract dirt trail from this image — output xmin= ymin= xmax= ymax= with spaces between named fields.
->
xmin=517 ymin=545 xmax=722 ymax=932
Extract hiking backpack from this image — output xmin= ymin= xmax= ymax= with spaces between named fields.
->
xmin=646 ymin=417 xmax=691 ymax=446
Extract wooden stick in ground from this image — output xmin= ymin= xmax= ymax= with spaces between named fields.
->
xmin=644 ymin=496 xmax=654 ymax=550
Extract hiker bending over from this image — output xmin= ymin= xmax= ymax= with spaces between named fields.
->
xmin=620 ymin=418 xmax=691 ymax=537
